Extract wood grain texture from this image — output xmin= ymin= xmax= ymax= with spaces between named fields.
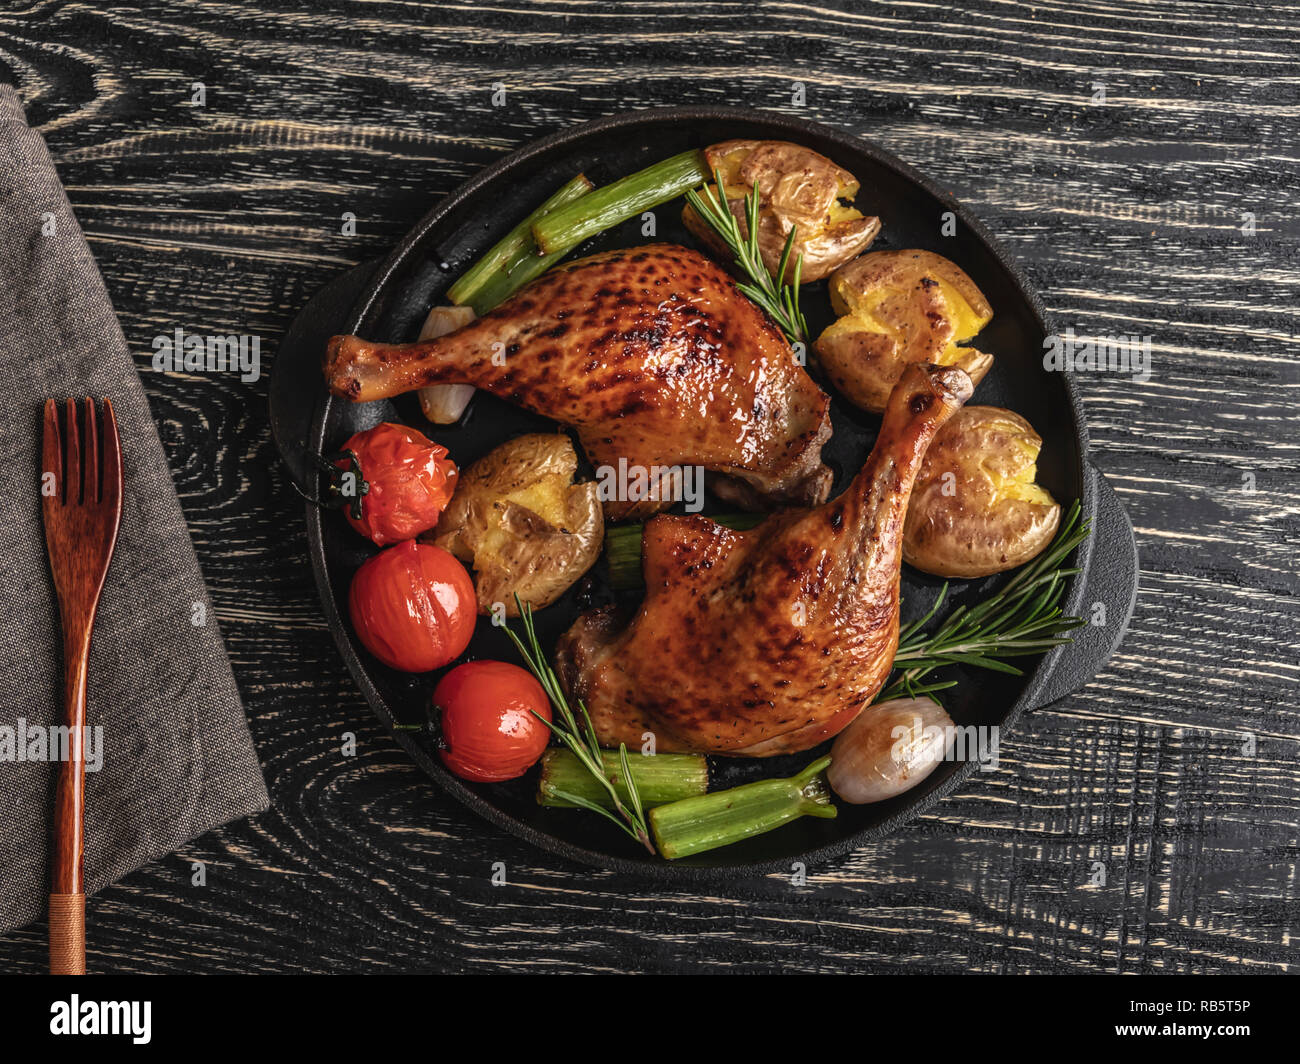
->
xmin=0 ymin=0 xmax=1296 ymax=973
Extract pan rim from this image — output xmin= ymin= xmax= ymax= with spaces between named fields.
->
xmin=305 ymin=105 xmax=1097 ymax=880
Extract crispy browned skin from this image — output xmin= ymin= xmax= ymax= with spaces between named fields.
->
xmin=324 ymin=244 xmax=832 ymax=520
xmin=555 ymin=363 xmax=974 ymax=757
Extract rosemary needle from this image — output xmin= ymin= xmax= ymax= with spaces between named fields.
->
xmin=876 ymin=499 xmax=1091 ymax=703
xmin=685 ymin=169 xmax=809 ymax=347
xmin=502 ymin=597 xmax=655 ymax=853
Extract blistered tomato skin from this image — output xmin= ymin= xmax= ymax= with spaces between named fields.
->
xmin=348 ymin=540 xmax=475 ymax=672
xmin=434 ymin=661 xmax=552 ymax=782
xmin=337 ymin=422 xmax=457 ymax=547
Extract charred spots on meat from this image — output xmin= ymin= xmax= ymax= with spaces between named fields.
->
xmin=622 ymin=324 xmax=669 ymax=348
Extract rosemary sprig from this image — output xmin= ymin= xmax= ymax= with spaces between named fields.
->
xmin=502 ymin=596 xmax=655 ymax=853
xmin=876 ymin=500 xmax=1091 ymax=703
xmin=685 ymin=170 xmax=808 ymax=346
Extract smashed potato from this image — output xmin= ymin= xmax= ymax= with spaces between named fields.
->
xmin=682 ymin=139 xmax=881 ymax=283
xmin=814 ymin=250 xmax=994 ymax=413
xmin=431 ymin=434 xmax=602 ymax=615
xmin=903 ymin=406 xmax=1061 ymax=579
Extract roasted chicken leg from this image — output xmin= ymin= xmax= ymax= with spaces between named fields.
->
xmin=555 ymin=363 xmax=974 ymax=757
xmin=324 ymin=244 xmax=833 ymax=520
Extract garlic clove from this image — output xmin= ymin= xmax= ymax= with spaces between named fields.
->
xmin=416 ymin=304 xmax=477 ymax=424
xmin=827 ymin=697 xmax=955 ymax=804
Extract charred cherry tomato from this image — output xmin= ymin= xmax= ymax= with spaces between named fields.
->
xmin=349 ymin=540 xmax=475 ymax=672
xmin=434 ymin=661 xmax=551 ymax=782
xmin=336 ymin=422 xmax=457 ymax=546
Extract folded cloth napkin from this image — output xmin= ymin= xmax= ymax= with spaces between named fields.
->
xmin=0 ymin=84 xmax=269 ymax=933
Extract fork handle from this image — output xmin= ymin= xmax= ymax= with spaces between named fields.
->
xmin=50 ymin=626 xmax=90 ymax=974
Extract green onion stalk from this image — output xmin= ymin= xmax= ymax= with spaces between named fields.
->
xmin=648 ymin=756 xmax=836 ymax=860
xmin=446 ymin=173 xmax=595 ymax=314
xmin=531 ymin=149 xmax=710 ymax=256
xmin=538 ymin=749 xmax=707 ymax=809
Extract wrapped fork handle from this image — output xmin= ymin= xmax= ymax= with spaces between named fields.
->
xmin=49 ymin=894 xmax=86 ymax=975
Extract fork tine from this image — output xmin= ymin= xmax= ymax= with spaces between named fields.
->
xmin=83 ymin=398 xmax=99 ymax=503
xmin=63 ymin=398 xmax=80 ymax=506
xmin=42 ymin=399 xmax=62 ymax=506
xmin=100 ymin=398 xmax=123 ymax=509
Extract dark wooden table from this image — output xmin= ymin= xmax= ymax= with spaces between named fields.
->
xmin=1 ymin=0 xmax=1295 ymax=974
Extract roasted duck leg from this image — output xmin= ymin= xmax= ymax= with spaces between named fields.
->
xmin=555 ymin=363 xmax=973 ymax=757
xmin=324 ymin=244 xmax=832 ymax=520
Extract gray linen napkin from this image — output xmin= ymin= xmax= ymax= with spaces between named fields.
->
xmin=0 ymin=84 xmax=269 ymax=932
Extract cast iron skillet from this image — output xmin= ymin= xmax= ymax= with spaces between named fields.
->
xmin=272 ymin=107 xmax=1139 ymax=879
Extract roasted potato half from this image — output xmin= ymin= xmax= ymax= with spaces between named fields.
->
xmin=903 ymin=406 xmax=1061 ymax=579
xmin=814 ymin=250 xmax=994 ymax=413
xmin=682 ymin=139 xmax=881 ymax=283
xmin=431 ymin=434 xmax=602 ymax=615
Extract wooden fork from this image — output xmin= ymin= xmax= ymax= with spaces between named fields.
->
xmin=41 ymin=398 xmax=123 ymax=975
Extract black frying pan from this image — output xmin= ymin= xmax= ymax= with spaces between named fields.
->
xmin=270 ymin=107 xmax=1139 ymax=879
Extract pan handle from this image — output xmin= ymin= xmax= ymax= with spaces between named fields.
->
xmin=1032 ymin=463 xmax=1138 ymax=708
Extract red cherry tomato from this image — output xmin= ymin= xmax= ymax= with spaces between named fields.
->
xmin=336 ymin=422 xmax=457 ymax=546
xmin=349 ymin=541 xmax=475 ymax=672
xmin=434 ymin=661 xmax=552 ymax=782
